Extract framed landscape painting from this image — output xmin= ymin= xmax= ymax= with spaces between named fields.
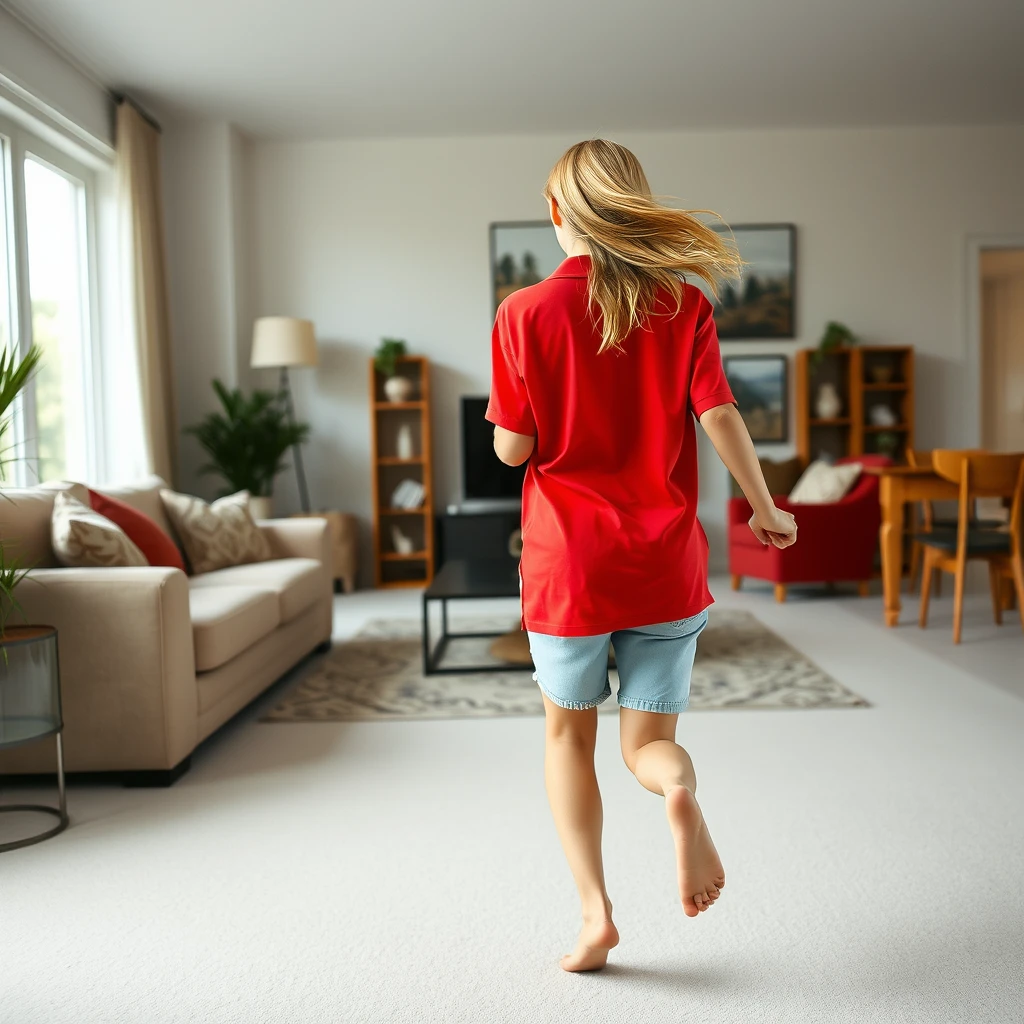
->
xmin=723 ymin=355 xmax=789 ymax=443
xmin=490 ymin=221 xmax=565 ymax=312
xmin=696 ymin=223 xmax=796 ymax=339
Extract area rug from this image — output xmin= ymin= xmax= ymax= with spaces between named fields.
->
xmin=261 ymin=610 xmax=868 ymax=722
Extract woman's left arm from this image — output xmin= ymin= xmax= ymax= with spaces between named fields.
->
xmin=493 ymin=426 xmax=535 ymax=466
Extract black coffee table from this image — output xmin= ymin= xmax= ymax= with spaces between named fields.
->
xmin=422 ymin=559 xmax=529 ymax=675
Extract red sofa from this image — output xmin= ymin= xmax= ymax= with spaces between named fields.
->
xmin=728 ymin=455 xmax=891 ymax=601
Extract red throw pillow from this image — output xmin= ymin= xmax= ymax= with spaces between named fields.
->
xmin=88 ymin=489 xmax=187 ymax=573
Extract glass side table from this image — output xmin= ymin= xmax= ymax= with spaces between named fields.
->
xmin=0 ymin=626 xmax=68 ymax=852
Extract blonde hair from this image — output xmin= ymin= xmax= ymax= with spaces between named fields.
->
xmin=543 ymin=139 xmax=742 ymax=353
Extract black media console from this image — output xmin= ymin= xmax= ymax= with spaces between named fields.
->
xmin=437 ymin=507 xmax=521 ymax=566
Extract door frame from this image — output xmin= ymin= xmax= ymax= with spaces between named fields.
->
xmin=965 ymin=234 xmax=1024 ymax=448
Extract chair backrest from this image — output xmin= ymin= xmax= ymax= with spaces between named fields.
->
xmin=931 ymin=450 xmax=1024 ymax=560
xmin=906 ymin=449 xmax=932 ymax=470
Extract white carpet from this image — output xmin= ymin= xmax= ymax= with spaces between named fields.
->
xmin=1 ymin=581 xmax=1022 ymax=1024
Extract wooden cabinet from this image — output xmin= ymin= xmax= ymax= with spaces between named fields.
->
xmin=796 ymin=346 xmax=914 ymax=464
xmin=369 ymin=356 xmax=435 ymax=588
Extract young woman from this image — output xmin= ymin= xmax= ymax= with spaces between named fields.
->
xmin=486 ymin=140 xmax=798 ymax=973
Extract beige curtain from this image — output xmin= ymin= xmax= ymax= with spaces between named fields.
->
xmin=116 ymin=101 xmax=177 ymax=484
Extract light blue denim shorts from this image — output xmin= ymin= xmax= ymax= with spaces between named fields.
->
xmin=527 ymin=610 xmax=709 ymax=714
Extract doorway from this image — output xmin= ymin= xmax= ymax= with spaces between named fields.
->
xmin=979 ymin=247 xmax=1024 ymax=451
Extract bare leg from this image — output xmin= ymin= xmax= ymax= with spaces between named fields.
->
xmin=620 ymin=708 xmax=725 ymax=918
xmin=541 ymin=694 xmax=618 ymax=972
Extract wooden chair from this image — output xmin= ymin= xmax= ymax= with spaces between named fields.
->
xmin=918 ymin=450 xmax=1024 ymax=643
xmin=905 ymin=448 xmax=1006 ymax=595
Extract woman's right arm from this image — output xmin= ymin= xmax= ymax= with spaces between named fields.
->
xmin=698 ymin=403 xmax=798 ymax=549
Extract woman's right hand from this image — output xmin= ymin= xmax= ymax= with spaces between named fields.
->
xmin=749 ymin=506 xmax=798 ymax=549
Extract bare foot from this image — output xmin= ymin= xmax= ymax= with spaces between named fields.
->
xmin=560 ymin=906 xmax=619 ymax=972
xmin=665 ymin=785 xmax=725 ymax=918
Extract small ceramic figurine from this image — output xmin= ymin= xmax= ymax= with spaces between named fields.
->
xmin=869 ymin=404 xmax=897 ymax=427
xmin=391 ymin=525 xmax=415 ymax=555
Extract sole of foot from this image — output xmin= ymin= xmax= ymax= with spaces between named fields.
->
xmin=560 ymin=916 xmax=619 ymax=972
xmin=665 ymin=785 xmax=725 ymax=918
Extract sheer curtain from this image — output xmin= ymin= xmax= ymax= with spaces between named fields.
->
xmin=114 ymin=100 xmax=176 ymax=485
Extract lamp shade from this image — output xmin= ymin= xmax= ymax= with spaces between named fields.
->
xmin=251 ymin=317 xmax=318 ymax=368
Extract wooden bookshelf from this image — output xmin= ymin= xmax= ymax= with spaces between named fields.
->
xmin=796 ymin=346 xmax=915 ymax=464
xmin=369 ymin=356 xmax=435 ymax=588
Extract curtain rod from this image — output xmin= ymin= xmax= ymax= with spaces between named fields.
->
xmin=114 ymin=93 xmax=162 ymax=135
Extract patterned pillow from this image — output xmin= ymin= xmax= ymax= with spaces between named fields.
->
xmin=51 ymin=491 xmax=149 ymax=568
xmin=159 ymin=489 xmax=271 ymax=575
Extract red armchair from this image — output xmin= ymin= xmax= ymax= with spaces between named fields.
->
xmin=728 ymin=455 xmax=891 ymax=601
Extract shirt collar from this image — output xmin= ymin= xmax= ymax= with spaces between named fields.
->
xmin=549 ymin=254 xmax=591 ymax=279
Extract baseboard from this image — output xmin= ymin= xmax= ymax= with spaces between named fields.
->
xmin=7 ymin=755 xmax=193 ymax=789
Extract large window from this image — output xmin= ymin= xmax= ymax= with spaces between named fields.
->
xmin=0 ymin=116 xmax=99 ymax=486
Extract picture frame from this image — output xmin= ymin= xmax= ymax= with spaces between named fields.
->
xmin=723 ymin=355 xmax=789 ymax=443
xmin=698 ymin=223 xmax=796 ymax=340
xmin=490 ymin=221 xmax=565 ymax=313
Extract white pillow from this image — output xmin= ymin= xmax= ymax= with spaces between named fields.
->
xmin=788 ymin=460 xmax=862 ymax=505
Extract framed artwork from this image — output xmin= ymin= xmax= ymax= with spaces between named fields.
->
xmin=695 ymin=223 xmax=796 ymax=339
xmin=490 ymin=221 xmax=565 ymax=312
xmin=723 ymin=355 xmax=789 ymax=443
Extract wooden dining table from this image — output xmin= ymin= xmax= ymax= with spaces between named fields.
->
xmin=863 ymin=464 xmax=959 ymax=626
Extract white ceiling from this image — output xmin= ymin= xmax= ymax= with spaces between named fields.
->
xmin=7 ymin=0 xmax=1024 ymax=139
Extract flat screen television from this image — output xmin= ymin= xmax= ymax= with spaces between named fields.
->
xmin=461 ymin=396 xmax=526 ymax=501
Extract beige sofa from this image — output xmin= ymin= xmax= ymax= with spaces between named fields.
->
xmin=0 ymin=478 xmax=333 ymax=783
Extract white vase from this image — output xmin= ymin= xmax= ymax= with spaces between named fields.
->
xmin=384 ymin=376 xmax=414 ymax=403
xmin=396 ymin=424 xmax=415 ymax=460
xmin=815 ymin=383 xmax=843 ymax=420
xmin=249 ymin=495 xmax=273 ymax=521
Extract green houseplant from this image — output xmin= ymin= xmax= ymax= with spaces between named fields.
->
xmin=186 ymin=380 xmax=310 ymax=514
xmin=375 ymin=338 xmax=414 ymax=402
xmin=812 ymin=321 xmax=857 ymax=367
xmin=0 ymin=344 xmax=43 ymax=637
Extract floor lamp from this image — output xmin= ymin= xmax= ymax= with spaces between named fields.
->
xmin=251 ymin=316 xmax=318 ymax=514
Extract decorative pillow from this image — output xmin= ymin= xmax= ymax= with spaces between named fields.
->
xmin=51 ymin=491 xmax=149 ymax=568
xmin=159 ymin=489 xmax=271 ymax=575
xmin=788 ymin=460 xmax=862 ymax=505
xmin=88 ymin=489 xmax=187 ymax=572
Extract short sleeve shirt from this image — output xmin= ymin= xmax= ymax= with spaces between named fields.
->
xmin=486 ymin=255 xmax=734 ymax=636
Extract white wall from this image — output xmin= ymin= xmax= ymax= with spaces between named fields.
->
xmin=240 ymin=124 xmax=1024 ymax=577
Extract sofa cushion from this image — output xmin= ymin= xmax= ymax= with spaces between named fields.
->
xmin=51 ymin=491 xmax=149 ymax=568
xmin=89 ymin=489 xmax=186 ymax=572
xmin=189 ymin=585 xmax=281 ymax=672
xmin=160 ymin=489 xmax=271 ymax=574
xmin=189 ymin=558 xmax=326 ymax=624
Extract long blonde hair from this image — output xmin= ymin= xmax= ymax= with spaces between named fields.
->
xmin=543 ymin=139 xmax=742 ymax=353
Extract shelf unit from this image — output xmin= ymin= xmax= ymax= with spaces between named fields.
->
xmin=796 ymin=346 xmax=915 ymax=464
xmin=369 ymin=356 xmax=435 ymax=588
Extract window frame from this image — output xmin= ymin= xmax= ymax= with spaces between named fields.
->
xmin=0 ymin=110 xmax=104 ymax=487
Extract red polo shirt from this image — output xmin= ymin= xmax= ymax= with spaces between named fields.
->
xmin=486 ymin=254 xmax=734 ymax=637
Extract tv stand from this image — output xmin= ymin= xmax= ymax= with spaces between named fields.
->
xmin=445 ymin=498 xmax=522 ymax=516
xmin=438 ymin=504 xmax=522 ymax=565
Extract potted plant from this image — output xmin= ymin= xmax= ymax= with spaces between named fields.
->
xmin=375 ymin=338 xmax=413 ymax=402
xmin=874 ymin=430 xmax=901 ymax=459
xmin=811 ymin=321 xmax=857 ymax=367
xmin=186 ymin=380 xmax=310 ymax=519
xmin=0 ymin=343 xmax=43 ymax=637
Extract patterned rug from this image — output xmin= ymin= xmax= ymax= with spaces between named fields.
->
xmin=261 ymin=610 xmax=868 ymax=722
